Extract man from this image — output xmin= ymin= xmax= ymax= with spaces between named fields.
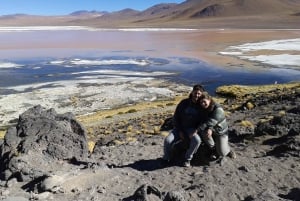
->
xmin=162 ymin=84 xmax=205 ymax=167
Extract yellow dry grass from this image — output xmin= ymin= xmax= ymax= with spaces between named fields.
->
xmin=239 ymin=120 xmax=255 ymax=128
xmin=77 ymin=95 xmax=185 ymax=126
xmin=0 ymin=130 xmax=6 ymax=139
xmin=216 ymin=82 xmax=300 ymax=98
xmin=87 ymin=141 xmax=96 ymax=153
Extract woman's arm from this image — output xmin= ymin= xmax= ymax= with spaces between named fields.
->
xmin=199 ymin=106 xmax=227 ymax=135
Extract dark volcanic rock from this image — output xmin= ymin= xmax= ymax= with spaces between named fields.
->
xmin=254 ymin=105 xmax=300 ymax=157
xmin=255 ymin=106 xmax=300 ymax=137
xmin=123 ymin=184 xmax=185 ymax=201
xmin=0 ymin=105 xmax=88 ymax=182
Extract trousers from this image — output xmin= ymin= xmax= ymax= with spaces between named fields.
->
xmin=201 ymin=132 xmax=230 ymax=157
xmin=163 ymin=129 xmax=201 ymax=161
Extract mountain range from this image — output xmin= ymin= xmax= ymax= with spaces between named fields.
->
xmin=0 ymin=0 xmax=300 ymax=28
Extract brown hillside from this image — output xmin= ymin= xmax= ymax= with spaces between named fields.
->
xmin=132 ymin=0 xmax=300 ymax=22
xmin=0 ymin=0 xmax=299 ymax=28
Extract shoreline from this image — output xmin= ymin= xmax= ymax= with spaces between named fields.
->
xmin=1 ymin=81 xmax=299 ymax=138
xmin=0 ymin=28 xmax=299 ymax=129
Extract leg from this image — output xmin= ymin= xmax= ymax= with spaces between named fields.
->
xmin=201 ymin=131 xmax=215 ymax=149
xmin=185 ymin=134 xmax=201 ymax=161
xmin=215 ymin=134 xmax=230 ymax=157
xmin=201 ymin=131 xmax=219 ymax=160
xmin=163 ymin=129 xmax=179 ymax=161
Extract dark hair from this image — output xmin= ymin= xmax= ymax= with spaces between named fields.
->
xmin=193 ymin=84 xmax=205 ymax=92
xmin=189 ymin=84 xmax=205 ymax=99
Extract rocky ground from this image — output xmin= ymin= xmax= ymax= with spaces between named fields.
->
xmin=0 ymin=82 xmax=299 ymax=201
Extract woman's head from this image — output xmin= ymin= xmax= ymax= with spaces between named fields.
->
xmin=199 ymin=92 xmax=214 ymax=110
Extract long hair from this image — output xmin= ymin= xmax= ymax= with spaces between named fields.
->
xmin=199 ymin=91 xmax=215 ymax=112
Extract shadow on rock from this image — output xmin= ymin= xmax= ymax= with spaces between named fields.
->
xmin=118 ymin=158 xmax=173 ymax=171
xmin=263 ymin=132 xmax=300 ymax=157
xmin=122 ymin=184 xmax=185 ymax=201
xmin=118 ymin=142 xmax=211 ymax=171
xmin=278 ymin=188 xmax=300 ymax=201
xmin=21 ymin=175 xmax=48 ymax=192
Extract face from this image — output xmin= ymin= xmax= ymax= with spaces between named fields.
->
xmin=191 ymin=90 xmax=203 ymax=103
xmin=200 ymin=98 xmax=210 ymax=109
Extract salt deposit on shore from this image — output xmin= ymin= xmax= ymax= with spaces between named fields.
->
xmin=0 ymin=69 xmax=189 ymax=127
xmin=0 ymin=62 xmax=23 ymax=68
xmin=220 ymin=38 xmax=300 ymax=69
xmin=0 ymin=26 xmax=197 ymax=32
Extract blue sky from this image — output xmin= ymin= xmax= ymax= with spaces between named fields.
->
xmin=0 ymin=0 xmax=185 ymax=16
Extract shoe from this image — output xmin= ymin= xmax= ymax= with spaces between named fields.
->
xmin=209 ymin=154 xmax=219 ymax=161
xmin=219 ymin=157 xmax=227 ymax=166
xmin=183 ymin=160 xmax=191 ymax=167
xmin=227 ymin=150 xmax=236 ymax=159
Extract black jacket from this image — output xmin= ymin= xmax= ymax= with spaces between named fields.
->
xmin=173 ymin=98 xmax=205 ymax=135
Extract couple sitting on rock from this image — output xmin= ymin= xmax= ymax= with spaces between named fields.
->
xmin=163 ymin=84 xmax=236 ymax=167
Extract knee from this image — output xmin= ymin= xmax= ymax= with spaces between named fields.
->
xmin=217 ymin=146 xmax=230 ymax=157
xmin=164 ymin=133 xmax=175 ymax=145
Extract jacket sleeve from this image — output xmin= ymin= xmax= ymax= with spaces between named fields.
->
xmin=199 ymin=106 xmax=228 ymax=135
xmin=172 ymin=100 xmax=186 ymax=132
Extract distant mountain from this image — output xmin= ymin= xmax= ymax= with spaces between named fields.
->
xmin=139 ymin=3 xmax=178 ymax=16
xmin=131 ymin=0 xmax=300 ymax=21
xmin=0 ymin=0 xmax=299 ymax=28
xmin=99 ymin=8 xmax=139 ymax=19
xmin=69 ymin=10 xmax=107 ymax=17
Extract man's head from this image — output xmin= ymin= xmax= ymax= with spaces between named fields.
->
xmin=193 ymin=84 xmax=205 ymax=92
xmin=190 ymin=84 xmax=205 ymax=103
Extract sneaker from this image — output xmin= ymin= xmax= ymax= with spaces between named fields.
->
xmin=227 ymin=150 xmax=236 ymax=159
xmin=219 ymin=157 xmax=227 ymax=166
xmin=183 ymin=160 xmax=191 ymax=167
xmin=209 ymin=154 xmax=219 ymax=161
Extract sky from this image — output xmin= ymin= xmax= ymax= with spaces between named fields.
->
xmin=0 ymin=0 xmax=185 ymax=16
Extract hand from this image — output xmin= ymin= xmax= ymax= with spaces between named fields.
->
xmin=179 ymin=131 xmax=185 ymax=140
xmin=206 ymin=129 xmax=213 ymax=138
xmin=189 ymin=132 xmax=196 ymax=139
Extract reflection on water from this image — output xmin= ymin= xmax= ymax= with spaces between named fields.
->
xmin=0 ymin=28 xmax=300 ymax=95
xmin=1 ymin=56 xmax=299 ymax=95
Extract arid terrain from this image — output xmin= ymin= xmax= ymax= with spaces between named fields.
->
xmin=0 ymin=82 xmax=299 ymax=201
xmin=0 ymin=0 xmax=300 ymax=200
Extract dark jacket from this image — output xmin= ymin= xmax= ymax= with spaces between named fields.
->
xmin=173 ymin=98 xmax=205 ymax=136
xmin=198 ymin=103 xmax=228 ymax=135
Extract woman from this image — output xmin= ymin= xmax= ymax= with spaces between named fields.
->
xmin=198 ymin=92 xmax=236 ymax=162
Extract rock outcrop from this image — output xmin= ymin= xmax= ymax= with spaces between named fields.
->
xmin=0 ymin=105 xmax=88 ymax=182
